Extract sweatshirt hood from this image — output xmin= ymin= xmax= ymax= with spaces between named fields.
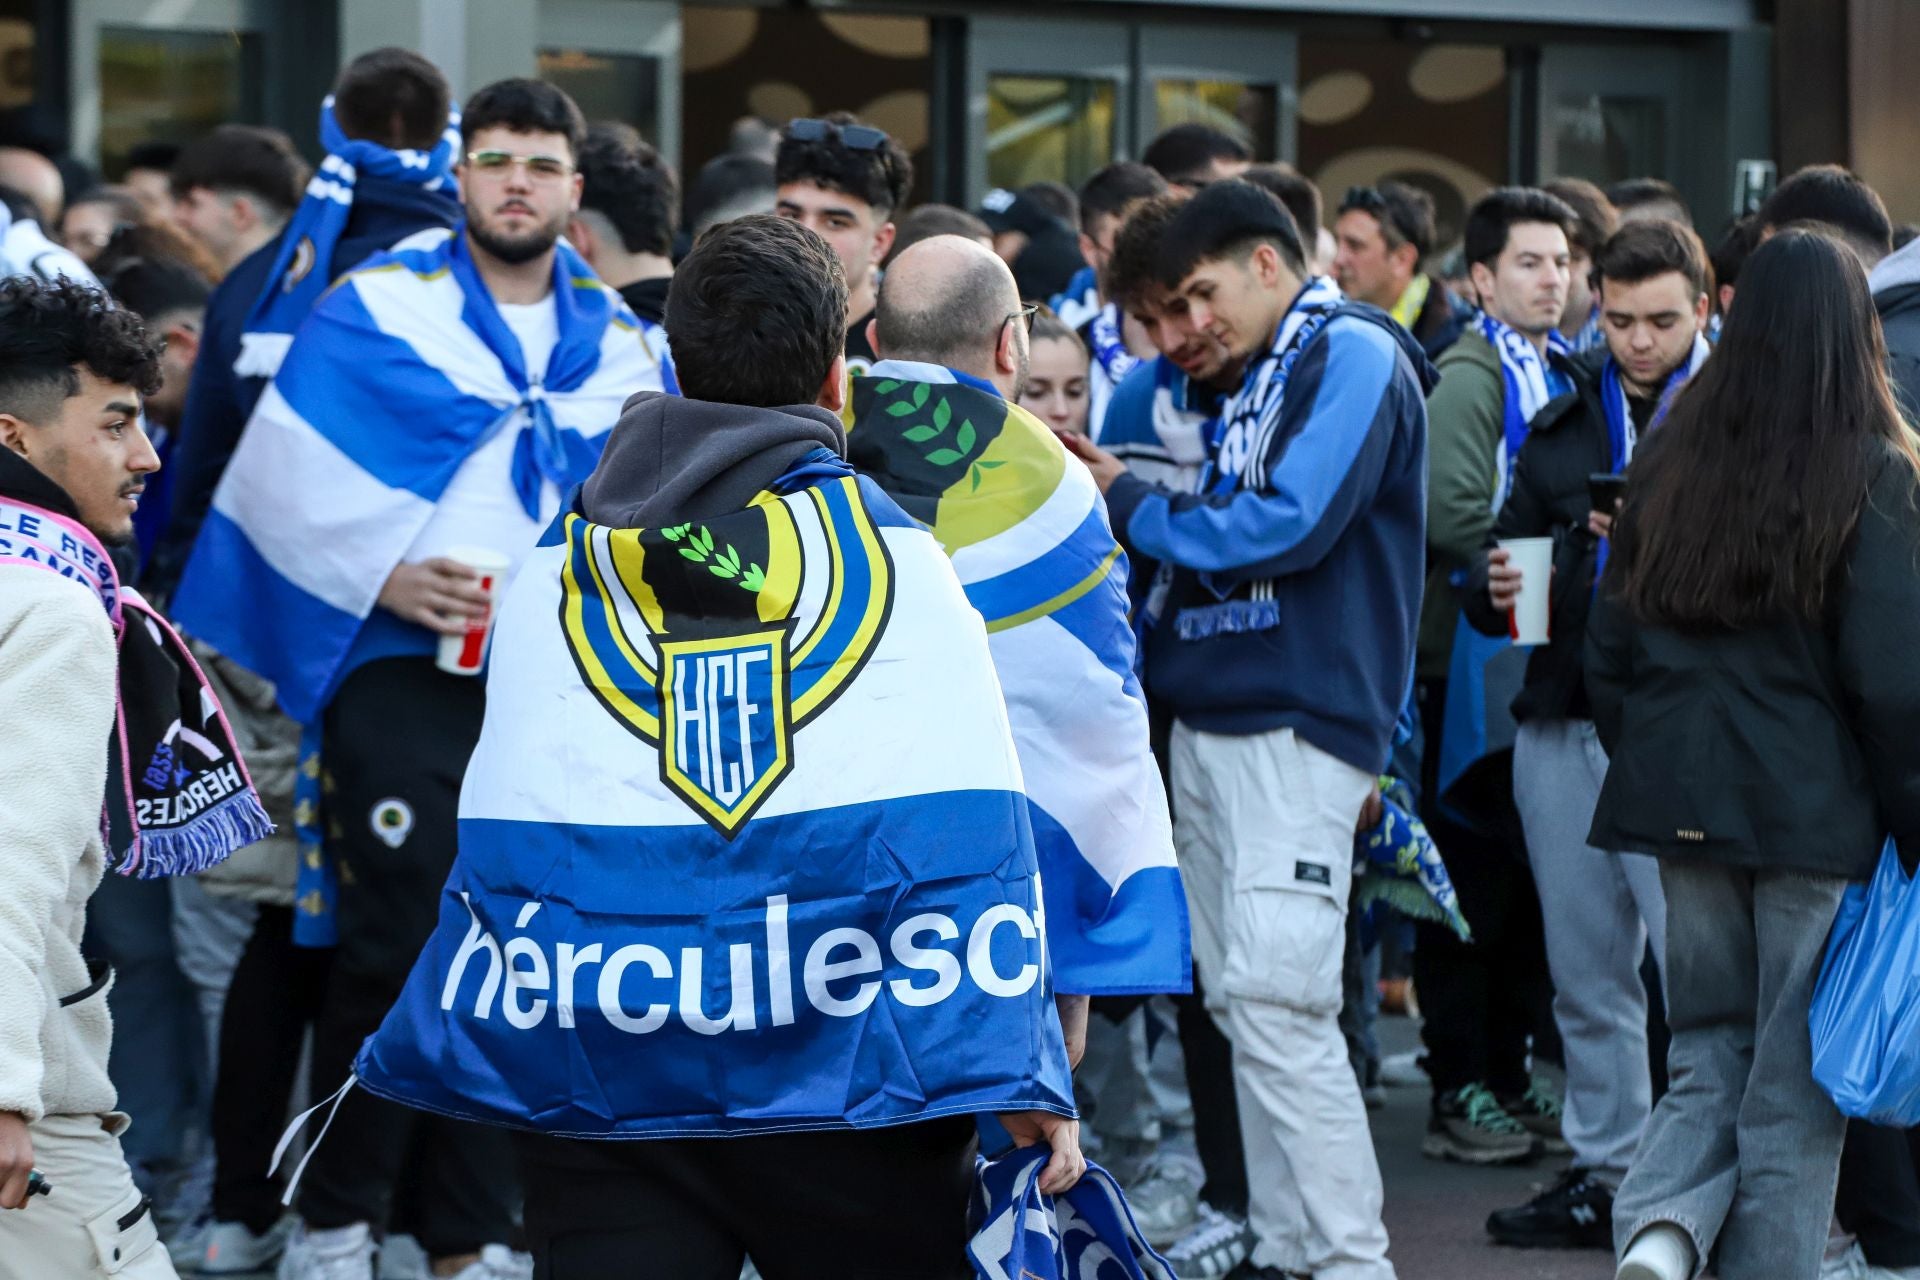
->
xmin=581 ymin=391 xmax=846 ymax=529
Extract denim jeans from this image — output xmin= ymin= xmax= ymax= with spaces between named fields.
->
xmin=1612 ymin=860 xmax=1849 ymax=1279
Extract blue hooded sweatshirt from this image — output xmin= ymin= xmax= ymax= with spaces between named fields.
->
xmin=1103 ymin=292 xmax=1437 ymax=774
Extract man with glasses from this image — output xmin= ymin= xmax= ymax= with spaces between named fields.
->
xmin=775 ymin=113 xmax=914 ymax=375
xmin=171 ymin=77 xmax=663 ymax=1280
xmin=1333 ymin=182 xmax=1471 ymax=359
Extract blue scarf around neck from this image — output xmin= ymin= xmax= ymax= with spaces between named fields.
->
xmin=235 ymin=96 xmax=462 ymax=379
xmin=1477 ymin=311 xmax=1571 ymax=509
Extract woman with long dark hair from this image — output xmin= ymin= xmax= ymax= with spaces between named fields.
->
xmin=1590 ymin=226 xmax=1920 ymax=1280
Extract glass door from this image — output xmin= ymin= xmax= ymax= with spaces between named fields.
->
xmin=1137 ymin=24 xmax=1296 ymax=168
xmin=966 ymin=18 xmax=1132 ymax=202
xmin=1536 ymin=42 xmax=1697 ymax=220
xmin=539 ymin=0 xmax=680 ymax=167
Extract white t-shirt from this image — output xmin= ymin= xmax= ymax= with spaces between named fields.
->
xmin=405 ymin=298 xmax=563 ymax=570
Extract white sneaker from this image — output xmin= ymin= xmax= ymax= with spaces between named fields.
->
xmin=440 ymin=1244 xmax=534 ymax=1280
xmin=376 ymin=1234 xmax=429 ymax=1280
xmin=1617 ymin=1222 xmax=1696 ymax=1280
xmin=1161 ymin=1202 xmax=1254 ymax=1279
xmin=185 ymin=1218 xmax=296 ymax=1275
xmin=1126 ymin=1158 xmax=1201 ymax=1246
xmin=1825 ymin=1240 xmax=1920 ymax=1280
xmin=1379 ymin=1050 xmax=1429 ymax=1088
xmin=279 ymin=1222 xmax=376 ymax=1280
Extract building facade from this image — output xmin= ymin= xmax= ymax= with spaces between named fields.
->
xmin=1 ymin=0 xmax=1807 ymax=239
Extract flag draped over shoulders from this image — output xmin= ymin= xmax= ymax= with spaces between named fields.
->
xmin=170 ymin=226 xmax=663 ymax=724
xmin=354 ymin=456 xmax=1076 ymax=1137
xmin=847 ymin=360 xmax=1188 ymax=997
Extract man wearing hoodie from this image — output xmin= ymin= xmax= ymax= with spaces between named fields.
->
xmin=146 ymin=48 xmax=463 ymax=599
xmin=0 ymin=277 xmax=173 ymax=1276
xmin=1065 ymin=178 xmax=1432 ymax=1280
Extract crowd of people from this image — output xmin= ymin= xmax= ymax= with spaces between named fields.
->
xmin=3 ymin=37 xmax=1920 ymax=1280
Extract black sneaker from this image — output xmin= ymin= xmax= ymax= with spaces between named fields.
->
xmin=1486 ymin=1168 xmax=1614 ymax=1249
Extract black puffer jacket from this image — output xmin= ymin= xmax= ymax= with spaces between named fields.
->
xmin=1461 ymin=347 xmax=1614 ymax=724
xmin=1586 ymin=446 xmax=1920 ymax=879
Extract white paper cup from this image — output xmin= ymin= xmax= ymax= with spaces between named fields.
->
xmin=436 ymin=545 xmax=512 ymax=676
xmin=1499 ymin=536 xmax=1553 ymax=647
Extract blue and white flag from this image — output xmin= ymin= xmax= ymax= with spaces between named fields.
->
xmin=172 ymin=226 xmax=664 ymax=724
xmin=354 ymin=459 xmax=1077 ymax=1136
xmin=969 ymin=1147 xmax=1175 ymax=1280
xmin=848 ymin=361 xmax=1188 ymax=997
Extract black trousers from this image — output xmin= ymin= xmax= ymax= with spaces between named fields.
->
xmin=296 ymin=658 xmax=520 ymax=1257
xmin=1838 ymin=1122 xmax=1920 ymax=1268
xmin=1174 ymin=968 xmax=1249 ymax=1218
xmin=1412 ymin=679 xmax=1554 ymax=1099
xmin=515 ymin=1118 xmax=978 ymax=1280
xmin=211 ymin=905 xmax=333 ymax=1233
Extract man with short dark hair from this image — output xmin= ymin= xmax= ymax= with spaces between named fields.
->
xmin=121 ymin=142 xmax=180 ymax=223
xmin=169 ymin=126 xmax=309 ymax=272
xmin=148 ymin=47 xmax=464 ymax=600
xmin=1462 ymin=219 xmax=1711 ymax=1250
xmin=1333 ymin=180 xmax=1472 ymax=358
xmin=774 ymin=113 xmax=913 ymax=373
xmin=1605 ymin=177 xmax=1690 ymax=228
xmin=171 ymin=77 xmax=661 ymax=1280
xmin=1064 ymin=178 xmax=1432 ymax=1280
xmin=1542 ymin=177 xmax=1620 ymax=352
xmin=570 ymin=125 xmax=678 ymax=326
xmin=344 ymin=214 xmax=1083 ymax=1279
xmin=1417 ymin=186 xmax=1579 ymax=1169
xmin=1759 ymin=162 xmax=1894 ymax=272
xmin=0 ymin=277 xmax=176 ymax=1277
xmin=1242 ymin=163 xmax=1329 ymax=272
xmin=1141 ymin=123 xmax=1251 ymax=191
xmin=684 ymin=152 xmax=775 ymax=239
xmin=1051 ymin=162 xmax=1168 ymax=436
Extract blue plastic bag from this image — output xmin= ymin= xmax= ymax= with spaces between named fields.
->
xmin=1810 ymin=839 xmax=1920 ymax=1125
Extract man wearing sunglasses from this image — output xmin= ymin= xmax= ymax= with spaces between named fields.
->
xmin=1333 ymin=182 xmax=1471 ymax=360
xmin=775 ymin=114 xmax=913 ymax=375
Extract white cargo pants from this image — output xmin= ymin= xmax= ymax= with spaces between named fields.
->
xmin=0 ymin=1114 xmax=176 ymax=1279
xmin=1171 ymin=723 xmax=1395 ymax=1280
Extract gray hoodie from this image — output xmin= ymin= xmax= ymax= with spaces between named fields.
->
xmin=582 ymin=391 xmax=846 ymax=529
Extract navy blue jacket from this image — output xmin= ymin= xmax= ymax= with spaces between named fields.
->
xmin=146 ymin=175 xmax=461 ymax=597
xmin=1105 ymin=305 xmax=1436 ymax=773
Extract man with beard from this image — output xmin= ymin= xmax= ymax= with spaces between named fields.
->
xmin=170 ymin=77 xmax=662 ymax=1280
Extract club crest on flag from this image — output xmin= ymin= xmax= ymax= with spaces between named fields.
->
xmin=658 ymin=628 xmax=792 ymax=833
xmin=557 ymin=477 xmax=894 ymax=837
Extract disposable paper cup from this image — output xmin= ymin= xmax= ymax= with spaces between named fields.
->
xmin=436 ymin=545 xmax=512 ymax=676
xmin=1500 ymin=536 xmax=1553 ymax=647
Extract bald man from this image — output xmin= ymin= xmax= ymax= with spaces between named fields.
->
xmin=845 ymin=235 xmax=1192 ymax=1059
xmin=0 ymin=148 xmax=64 ymax=226
xmin=865 ymin=235 xmax=1030 ymax=399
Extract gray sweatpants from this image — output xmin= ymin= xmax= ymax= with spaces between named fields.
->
xmin=1612 ymin=862 xmax=1849 ymax=1279
xmin=1513 ymin=718 xmax=1665 ymax=1181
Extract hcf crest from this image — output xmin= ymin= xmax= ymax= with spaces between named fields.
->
xmin=558 ymin=476 xmax=895 ymax=836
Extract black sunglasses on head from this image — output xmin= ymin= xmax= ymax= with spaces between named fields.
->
xmin=785 ymin=118 xmax=889 ymax=152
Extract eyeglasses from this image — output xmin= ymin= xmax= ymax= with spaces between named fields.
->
xmin=1004 ymin=303 xmax=1039 ymax=336
xmin=784 ymin=118 xmax=889 ymax=152
xmin=465 ymin=150 xmax=574 ymax=180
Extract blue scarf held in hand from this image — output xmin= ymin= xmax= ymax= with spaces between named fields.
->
xmin=969 ymin=1147 xmax=1175 ymax=1280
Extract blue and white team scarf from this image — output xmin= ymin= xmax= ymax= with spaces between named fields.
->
xmin=1100 ymin=357 xmax=1209 ymax=495
xmin=1083 ymin=304 xmax=1141 ymax=436
xmin=1568 ymin=303 xmax=1606 ymax=354
xmin=172 ymin=226 xmax=664 ymax=724
xmin=1206 ymin=275 xmax=1346 ymax=498
xmin=351 ymin=456 xmax=1076 ymax=1137
xmin=1479 ymin=311 xmax=1571 ymax=510
xmin=969 ymin=1147 xmax=1174 ymax=1280
xmin=1594 ymin=331 xmax=1709 ymax=584
xmin=235 ymin=97 xmax=462 ymax=379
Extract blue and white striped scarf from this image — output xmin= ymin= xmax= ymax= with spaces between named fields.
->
xmin=1478 ymin=311 xmax=1571 ymax=510
xmin=1594 ymin=331 xmax=1709 ymax=584
xmin=172 ymin=226 xmax=664 ymax=724
xmin=235 ymin=97 xmax=461 ymax=379
xmin=1207 ymin=275 xmax=1345 ymax=497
